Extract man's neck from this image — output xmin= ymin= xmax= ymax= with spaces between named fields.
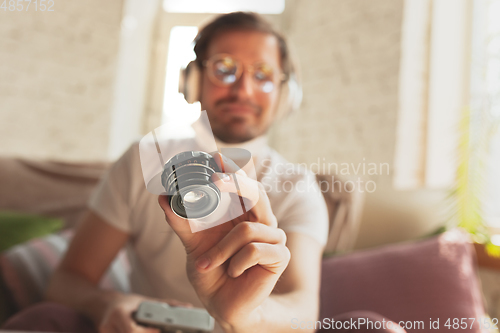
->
xmin=214 ymin=135 xmax=268 ymax=158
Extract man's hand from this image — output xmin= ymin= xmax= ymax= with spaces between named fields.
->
xmin=99 ymin=294 xmax=191 ymax=333
xmin=158 ymin=153 xmax=291 ymax=332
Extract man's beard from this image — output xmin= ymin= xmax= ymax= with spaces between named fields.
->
xmin=208 ymin=97 xmax=266 ymax=143
xmin=212 ymin=120 xmax=257 ymax=143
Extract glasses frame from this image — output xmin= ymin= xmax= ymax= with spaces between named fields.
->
xmin=202 ymin=53 xmax=286 ymax=92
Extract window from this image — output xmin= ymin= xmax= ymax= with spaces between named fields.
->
xmin=163 ymin=0 xmax=285 ymax=14
xmin=161 ymin=26 xmax=200 ymax=138
xmin=487 ymin=133 xmax=500 ymax=228
xmin=393 ymin=0 xmax=471 ymax=189
xmin=473 ymin=0 xmax=500 ymax=228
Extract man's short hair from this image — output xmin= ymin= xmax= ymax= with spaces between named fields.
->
xmin=193 ymin=12 xmax=291 ymax=79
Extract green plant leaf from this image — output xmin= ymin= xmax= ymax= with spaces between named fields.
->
xmin=0 ymin=211 xmax=63 ymax=252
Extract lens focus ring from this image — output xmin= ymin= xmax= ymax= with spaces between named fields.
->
xmin=161 ymin=151 xmax=221 ymax=219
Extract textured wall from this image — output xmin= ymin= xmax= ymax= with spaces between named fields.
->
xmin=0 ymin=0 xmax=123 ymax=161
xmin=0 ymin=0 xmax=448 ymax=247
xmin=270 ymin=0 xmax=402 ymax=189
xmin=269 ymin=0 xmax=449 ymax=248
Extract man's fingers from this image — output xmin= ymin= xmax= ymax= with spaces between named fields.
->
xmin=99 ymin=320 xmax=121 ymax=333
xmin=213 ymin=152 xmax=247 ymax=176
xmin=195 ymin=222 xmax=286 ymax=272
xmin=158 ymin=195 xmax=193 ymax=241
xmin=130 ymin=321 xmax=160 ymax=333
xmin=212 ymin=173 xmax=276 ymax=226
xmin=213 ymin=173 xmax=259 ymax=204
xmin=101 ymin=310 xmax=160 ymax=333
xmin=164 ymin=299 xmax=193 ymax=308
xmin=227 ymin=242 xmax=291 ymax=278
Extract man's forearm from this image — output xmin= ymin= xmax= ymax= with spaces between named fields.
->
xmin=45 ymin=268 xmax=124 ymax=326
xmin=222 ymin=290 xmax=319 ymax=333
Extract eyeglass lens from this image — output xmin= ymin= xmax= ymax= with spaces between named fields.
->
xmin=208 ymin=55 xmax=277 ymax=93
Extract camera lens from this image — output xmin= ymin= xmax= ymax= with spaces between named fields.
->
xmin=184 ymin=190 xmax=205 ymax=204
xmin=161 ymin=151 xmax=221 ymax=219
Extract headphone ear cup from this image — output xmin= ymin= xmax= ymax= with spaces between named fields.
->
xmin=179 ymin=61 xmax=201 ymax=104
xmin=286 ymin=72 xmax=303 ymax=114
xmin=275 ymin=71 xmax=303 ymax=120
xmin=275 ymin=81 xmax=290 ymax=121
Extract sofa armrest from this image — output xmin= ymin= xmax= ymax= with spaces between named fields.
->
xmin=316 ymin=174 xmax=365 ymax=255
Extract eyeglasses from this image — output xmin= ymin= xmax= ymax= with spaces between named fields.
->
xmin=203 ymin=54 xmax=285 ymax=93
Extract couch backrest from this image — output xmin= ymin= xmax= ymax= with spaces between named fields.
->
xmin=0 ymin=157 xmax=365 ymax=253
xmin=0 ymin=157 xmax=109 ymax=230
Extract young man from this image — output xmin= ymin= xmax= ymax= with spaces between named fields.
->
xmin=2 ymin=12 xmax=330 ymax=333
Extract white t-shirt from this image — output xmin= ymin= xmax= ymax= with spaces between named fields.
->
xmin=88 ymin=137 xmax=328 ymax=311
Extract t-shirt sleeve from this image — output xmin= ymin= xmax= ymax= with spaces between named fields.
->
xmin=274 ymin=170 xmax=329 ymax=247
xmin=88 ymin=144 xmax=141 ymax=233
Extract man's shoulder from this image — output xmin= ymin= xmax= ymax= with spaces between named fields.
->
xmin=259 ymin=148 xmax=328 ymax=234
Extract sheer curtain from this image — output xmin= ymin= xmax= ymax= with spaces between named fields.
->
xmin=394 ymin=0 xmax=473 ymax=190
xmin=470 ymin=0 xmax=500 ymax=229
xmin=395 ymin=0 xmax=500 ymax=229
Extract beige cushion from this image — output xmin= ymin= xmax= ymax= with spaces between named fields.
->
xmin=316 ymin=174 xmax=365 ymax=254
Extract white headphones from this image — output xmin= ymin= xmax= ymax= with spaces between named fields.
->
xmin=178 ymin=57 xmax=303 ymax=120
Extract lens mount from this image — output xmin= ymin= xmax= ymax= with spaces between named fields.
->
xmin=161 ymin=151 xmax=221 ymax=219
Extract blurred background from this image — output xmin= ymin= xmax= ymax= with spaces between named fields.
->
xmin=0 ymin=0 xmax=499 ymax=253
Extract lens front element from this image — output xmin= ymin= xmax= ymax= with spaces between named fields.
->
xmin=179 ymin=185 xmax=220 ymax=219
xmin=161 ymin=151 xmax=221 ymax=219
xmin=184 ymin=190 xmax=205 ymax=204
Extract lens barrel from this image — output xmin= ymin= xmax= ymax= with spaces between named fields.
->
xmin=161 ymin=151 xmax=221 ymax=219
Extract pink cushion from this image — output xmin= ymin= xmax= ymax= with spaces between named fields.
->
xmin=0 ymin=231 xmax=130 ymax=310
xmin=320 ymin=229 xmax=487 ymax=332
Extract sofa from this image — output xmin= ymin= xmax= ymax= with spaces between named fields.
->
xmin=0 ymin=156 xmax=493 ymax=332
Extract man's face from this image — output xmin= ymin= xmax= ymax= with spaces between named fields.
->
xmin=199 ymin=30 xmax=283 ymax=143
